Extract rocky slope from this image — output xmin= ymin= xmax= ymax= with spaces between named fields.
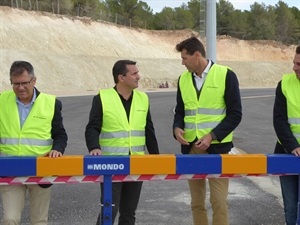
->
xmin=0 ymin=6 xmax=296 ymax=92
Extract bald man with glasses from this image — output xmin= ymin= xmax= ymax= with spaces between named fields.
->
xmin=0 ymin=61 xmax=68 ymax=225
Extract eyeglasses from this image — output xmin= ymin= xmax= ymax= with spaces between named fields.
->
xmin=11 ymin=78 xmax=34 ymax=88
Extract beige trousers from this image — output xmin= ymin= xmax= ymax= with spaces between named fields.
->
xmin=0 ymin=184 xmax=52 ymax=225
xmin=188 ymin=145 xmax=229 ymax=225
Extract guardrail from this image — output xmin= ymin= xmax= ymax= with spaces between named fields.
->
xmin=1 ymin=154 xmax=300 ymax=225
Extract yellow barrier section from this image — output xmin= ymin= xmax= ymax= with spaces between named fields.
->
xmin=221 ymin=154 xmax=267 ymax=174
xmin=130 ymin=154 xmax=176 ymax=175
xmin=37 ymin=156 xmax=84 ymax=176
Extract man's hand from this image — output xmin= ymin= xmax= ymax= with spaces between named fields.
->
xmin=90 ymin=149 xmax=102 ymax=156
xmin=174 ymin=127 xmax=189 ymax=145
xmin=194 ymin=133 xmax=213 ymax=151
xmin=45 ymin=150 xmax=62 ymax=158
xmin=291 ymin=147 xmax=300 ymax=156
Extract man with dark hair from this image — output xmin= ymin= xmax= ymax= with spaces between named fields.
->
xmin=85 ymin=59 xmax=159 ymax=225
xmin=0 ymin=61 xmax=68 ymax=225
xmin=273 ymin=45 xmax=300 ymax=225
xmin=173 ymin=36 xmax=242 ymax=225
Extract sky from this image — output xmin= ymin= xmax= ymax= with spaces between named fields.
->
xmin=143 ymin=0 xmax=300 ymax=13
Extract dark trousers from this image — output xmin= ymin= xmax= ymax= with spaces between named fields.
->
xmin=96 ymin=181 xmax=143 ymax=225
xmin=280 ymin=175 xmax=299 ymax=225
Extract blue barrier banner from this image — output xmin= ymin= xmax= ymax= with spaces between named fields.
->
xmin=0 ymin=156 xmax=36 ymax=176
xmin=84 ymin=156 xmax=130 ymax=175
xmin=176 ymin=155 xmax=222 ymax=174
xmin=267 ymin=154 xmax=300 ymax=174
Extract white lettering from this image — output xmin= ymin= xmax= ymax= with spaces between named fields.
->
xmin=91 ymin=164 xmax=124 ymax=170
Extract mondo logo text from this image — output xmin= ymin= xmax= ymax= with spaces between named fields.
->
xmin=87 ymin=164 xmax=125 ymax=170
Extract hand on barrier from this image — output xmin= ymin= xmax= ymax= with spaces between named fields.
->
xmin=90 ymin=149 xmax=102 ymax=156
xmin=291 ymin=147 xmax=300 ymax=156
xmin=44 ymin=150 xmax=63 ymax=158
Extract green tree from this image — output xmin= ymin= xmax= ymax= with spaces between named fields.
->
xmin=69 ymin=0 xmax=103 ymax=19
xmin=105 ymin=0 xmax=153 ymax=27
xmin=132 ymin=1 xmax=154 ymax=29
xmin=290 ymin=6 xmax=300 ymax=42
xmin=216 ymin=0 xmax=235 ymax=35
xmin=153 ymin=7 xmax=174 ymax=30
xmin=187 ymin=0 xmax=201 ymax=31
xmin=248 ymin=2 xmax=276 ymax=40
xmin=227 ymin=10 xmax=250 ymax=39
xmin=290 ymin=6 xmax=300 ymax=22
xmin=274 ymin=1 xmax=300 ymax=44
xmin=216 ymin=0 xmax=251 ymax=39
xmin=174 ymin=4 xmax=193 ymax=30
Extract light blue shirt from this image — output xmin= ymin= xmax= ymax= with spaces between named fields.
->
xmin=16 ymin=89 xmax=37 ymax=128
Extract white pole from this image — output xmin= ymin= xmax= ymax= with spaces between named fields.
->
xmin=206 ymin=0 xmax=217 ymax=62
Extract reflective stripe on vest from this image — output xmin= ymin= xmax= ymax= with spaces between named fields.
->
xmin=0 ymin=138 xmax=52 ymax=146
xmin=185 ymin=121 xmax=222 ymax=130
xmin=100 ymin=145 xmax=145 ymax=154
xmin=185 ymin=108 xmax=226 ymax=116
xmin=99 ymin=88 xmax=148 ymax=155
xmin=0 ymin=90 xmax=55 ymax=156
xmin=100 ymin=130 xmax=145 ymax=139
xmin=179 ymin=64 xmax=233 ymax=143
xmin=282 ymin=73 xmax=300 ymax=144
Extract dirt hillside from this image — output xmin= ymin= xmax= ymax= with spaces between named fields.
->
xmin=0 ymin=6 xmax=297 ymax=93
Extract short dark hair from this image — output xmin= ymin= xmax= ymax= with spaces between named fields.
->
xmin=176 ymin=36 xmax=206 ymax=57
xmin=112 ymin=60 xmax=136 ymax=84
xmin=296 ymin=45 xmax=300 ymax=54
xmin=10 ymin=61 xmax=35 ymax=78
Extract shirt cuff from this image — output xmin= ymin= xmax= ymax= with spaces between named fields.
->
xmin=210 ymin=132 xmax=217 ymax=140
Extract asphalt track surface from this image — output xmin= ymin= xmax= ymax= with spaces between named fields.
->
xmin=0 ymin=88 xmax=286 ymax=225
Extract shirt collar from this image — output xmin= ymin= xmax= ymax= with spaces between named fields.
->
xmin=16 ymin=88 xmax=37 ymax=106
xmin=193 ymin=60 xmax=212 ymax=78
xmin=204 ymin=60 xmax=212 ymax=74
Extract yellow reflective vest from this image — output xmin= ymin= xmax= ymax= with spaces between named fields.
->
xmin=99 ymin=88 xmax=148 ymax=155
xmin=179 ymin=64 xmax=233 ymax=143
xmin=0 ymin=90 xmax=55 ymax=156
xmin=281 ymin=73 xmax=300 ymax=144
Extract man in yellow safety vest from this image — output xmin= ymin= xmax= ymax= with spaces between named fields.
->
xmin=173 ymin=36 xmax=242 ymax=225
xmin=85 ymin=59 xmax=159 ymax=225
xmin=273 ymin=45 xmax=300 ymax=225
xmin=0 ymin=61 xmax=68 ymax=225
